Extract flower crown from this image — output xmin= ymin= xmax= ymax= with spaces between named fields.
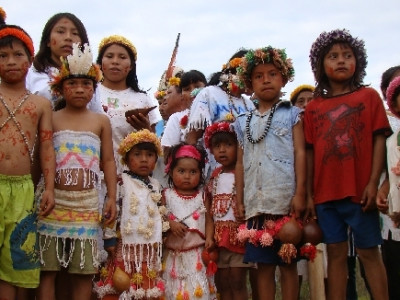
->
xmin=118 ymin=129 xmax=162 ymax=165
xmin=309 ymin=29 xmax=367 ymax=81
xmin=204 ymin=122 xmax=236 ymax=149
xmin=50 ymin=43 xmax=102 ymax=96
xmin=222 ymin=57 xmax=242 ymax=71
xmin=290 ymin=84 xmax=315 ymax=103
xmin=154 ymin=90 xmax=166 ymax=101
xmin=98 ymin=35 xmax=137 ymax=61
xmin=237 ymin=46 xmax=295 ymax=84
xmin=386 ymin=76 xmax=400 ymax=118
xmin=168 ymin=76 xmax=180 ymax=87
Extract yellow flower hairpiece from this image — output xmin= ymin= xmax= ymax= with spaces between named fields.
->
xmin=98 ymin=35 xmax=137 ymax=61
xmin=154 ymin=90 xmax=166 ymax=101
xmin=289 ymin=84 xmax=315 ymax=102
xmin=168 ymin=76 xmax=180 ymax=87
xmin=118 ymin=129 xmax=162 ymax=165
xmin=222 ymin=57 xmax=242 ymax=71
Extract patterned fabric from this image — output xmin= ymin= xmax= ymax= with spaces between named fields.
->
xmin=54 ymin=130 xmax=101 ymax=188
xmin=38 ymin=188 xmax=100 ymax=268
xmin=162 ymin=188 xmax=217 ymax=300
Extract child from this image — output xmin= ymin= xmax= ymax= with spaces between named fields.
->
xmin=36 ymin=43 xmax=117 ymax=300
xmin=234 ymin=46 xmax=306 ymax=299
xmin=162 ymin=143 xmax=217 ymax=300
xmin=161 ymin=70 xmax=207 ymax=161
xmin=304 ymin=29 xmax=391 ymax=300
xmin=94 ymin=129 xmax=167 ymax=299
xmin=204 ymin=122 xmax=251 ymax=300
xmin=0 ymin=14 xmax=55 ymax=299
xmin=377 ymin=74 xmax=400 ymax=300
xmin=289 ymin=84 xmax=314 ymax=109
xmin=26 ymin=12 xmax=102 ymax=112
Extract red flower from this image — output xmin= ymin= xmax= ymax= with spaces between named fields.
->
xmin=180 ymin=115 xmax=188 ymax=128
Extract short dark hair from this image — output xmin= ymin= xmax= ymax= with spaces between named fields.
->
xmin=179 ymin=70 xmax=207 ymax=89
xmin=380 ymin=65 xmax=400 ymax=99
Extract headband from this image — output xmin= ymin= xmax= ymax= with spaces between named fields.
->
xmin=98 ymin=35 xmax=137 ymax=61
xmin=309 ymin=29 xmax=367 ymax=81
xmin=0 ymin=26 xmax=34 ymax=57
xmin=237 ymin=46 xmax=295 ymax=86
xmin=165 ymin=144 xmax=202 ymax=174
xmin=386 ymin=76 xmax=400 ymax=118
xmin=118 ymin=129 xmax=162 ymax=165
xmin=49 ymin=43 xmax=102 ymax=96
xmin=290 ymin=84 xmax=315 ymax=103
xmin=204 ymin=122 xmax=236 ymax=149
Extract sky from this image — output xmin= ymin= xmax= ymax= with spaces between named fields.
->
xmin=3 ymin=0 xmax=400 ymax=100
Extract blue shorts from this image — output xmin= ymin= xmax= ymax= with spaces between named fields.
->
xmin=243 ymin=214 xmax=299 ymax=265
xmin=315 ymin=198 xmax=382 ymax=248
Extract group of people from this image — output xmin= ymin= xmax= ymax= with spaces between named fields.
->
xmin=0 ymin=6 xmax=399 ymax=300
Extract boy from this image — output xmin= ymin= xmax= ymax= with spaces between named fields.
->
xmin=0 ymin=20 xmax=55 ymax=298
xmin=36 ymin=43 xmax=116 ymax=300
xmin=304 ymin=29 xmax=391 ymax=300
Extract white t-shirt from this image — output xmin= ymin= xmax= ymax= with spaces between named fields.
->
xmin=96 ymin=84 xmax=161 ymax=173
xmin=161 ymin=109 xmax=188 ymax=147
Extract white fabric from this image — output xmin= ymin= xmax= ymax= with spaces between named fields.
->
xmin=212 ymin=172 xmax=236 ymax=222
xmin=161 ymin=109 xmax=188 ymax=147
xmin=96 ymin=84 xmax=161 ymax=174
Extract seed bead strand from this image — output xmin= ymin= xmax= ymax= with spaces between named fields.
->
xmin=246 ymin=101 xmax=281 ymax=144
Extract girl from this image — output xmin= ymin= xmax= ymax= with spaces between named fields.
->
xmin=26 ymin=13 xmax=101 ymax=112
xmin=161 ymin=70 xmax=207 ymax=161
xmin=234 ymin=46 xmax=306 ymax=299
xmin=162 ymin=143 xmax=217 ymax=300
xmin=204 ymin=122 xmax=251 ymax=300
xmin=185 ymin=49 xmax=255 ymax=145
xmin=94 ymin=129 xmax=167 ymax=300
xmin=37 ymin=43 xmax=116 ymax=300
xmin=95 ymin=35 xmax=161 ymax=176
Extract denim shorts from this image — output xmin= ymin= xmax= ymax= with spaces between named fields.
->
xmin=315 ymin=198 xmax=382 ymax=248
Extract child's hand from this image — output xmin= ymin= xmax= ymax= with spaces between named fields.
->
xmin=126 ymin=113 xmax=151 ymax=131
xmin=105 ymin=245 xmax=116 ymax=258
xmin=169 ymin=220 xmax=188 ymax=238
xmin=291 ymin=194 xmax=306 ymax=219
xmin=103 ymin=198 xmax=117 ymax=225
xmin=39 ymin=189 xmax=55 ymax=217
xmin=361 ymin=182 xmax=378 ymax=212
xmin=303 ymin=194 xmax=316 ymax=221
xmin=235 ymin=203 xmax=245 ymax=221
xmin=376 ymin=179 xmax=389 ymax=214
xmin=205 ymin=238 xmax=215 ymax=251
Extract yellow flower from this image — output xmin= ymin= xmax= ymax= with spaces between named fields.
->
xmin=132 ymin=272 xmax=143 ymax=284
xmin=194 ymin=285 xmax=203 ymax=297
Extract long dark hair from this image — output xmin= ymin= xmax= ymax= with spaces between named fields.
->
xmin=96 ymin=43 xmax=145 ymax=93
xmin=33 ymin=13 xmax=89 ymax=72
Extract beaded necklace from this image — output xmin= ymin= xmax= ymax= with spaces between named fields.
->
xmin=0 ymin=91 xmax=34 ymax=164
xmin=227 ymin=93 xmax=249 ymax=117
xmin=246 ymin=100 xmax=281 ymax=144
xmin=123 ymin=170 xmax=155 ymax=192
xmin=212 ymin=169 xmax=236 ymax=218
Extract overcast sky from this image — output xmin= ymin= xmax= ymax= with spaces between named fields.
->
xmin=4 ymin=0 xmax=400 ymax=100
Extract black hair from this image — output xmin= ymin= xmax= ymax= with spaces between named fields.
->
xmin=210 ymin=131 xmax=237 ymax=149
xmin=179 ymin=70 xmax=207 ymax=89
xmin=208 ymin=49 xmax=248 ymax=86
xmin=166 ymin=142 xmax=207 ymax=188
xmin=33 ymin=13 xmax=89 ymax=72
xmin=314 ymin=42 xmax=365 ymax=98
xmin=124 ymin=142 xmax=158 ymax=164
xmin=380 ymin=65 xmax=400 ymax=99
xmin=0 ymin=32 xmax=32 ymax=58
xmin=96 ymin=43 xmax=146 ymax=93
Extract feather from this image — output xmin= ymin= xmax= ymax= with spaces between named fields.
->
xmin=165 ymin=33 xmax=180 ymax=80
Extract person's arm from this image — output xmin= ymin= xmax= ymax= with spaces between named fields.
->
xmin=376 ymin=173 xmax=389 ymax=214
xmin=235 ymin=145 xmax=245 ymax=221
xmin=204 ymin=185 xmax=215 ymax=250
xmin=100 ymin=115 xmax=117 ymax=224
xmin=185 ymin=129 xmax=204 ymax=145
xmin=361 ymin=134 xmax=387 ymax=211
xmin=306 ymin=147 xmax=316 ymax=219
xmin=291 ymin=120 xmax=306 ymax=218
xmin=38 ymin=98 xmax=55 ymax=216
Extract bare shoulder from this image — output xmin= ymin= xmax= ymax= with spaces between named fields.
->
xmin=29 ymin=93 xmax=52 ymax=110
